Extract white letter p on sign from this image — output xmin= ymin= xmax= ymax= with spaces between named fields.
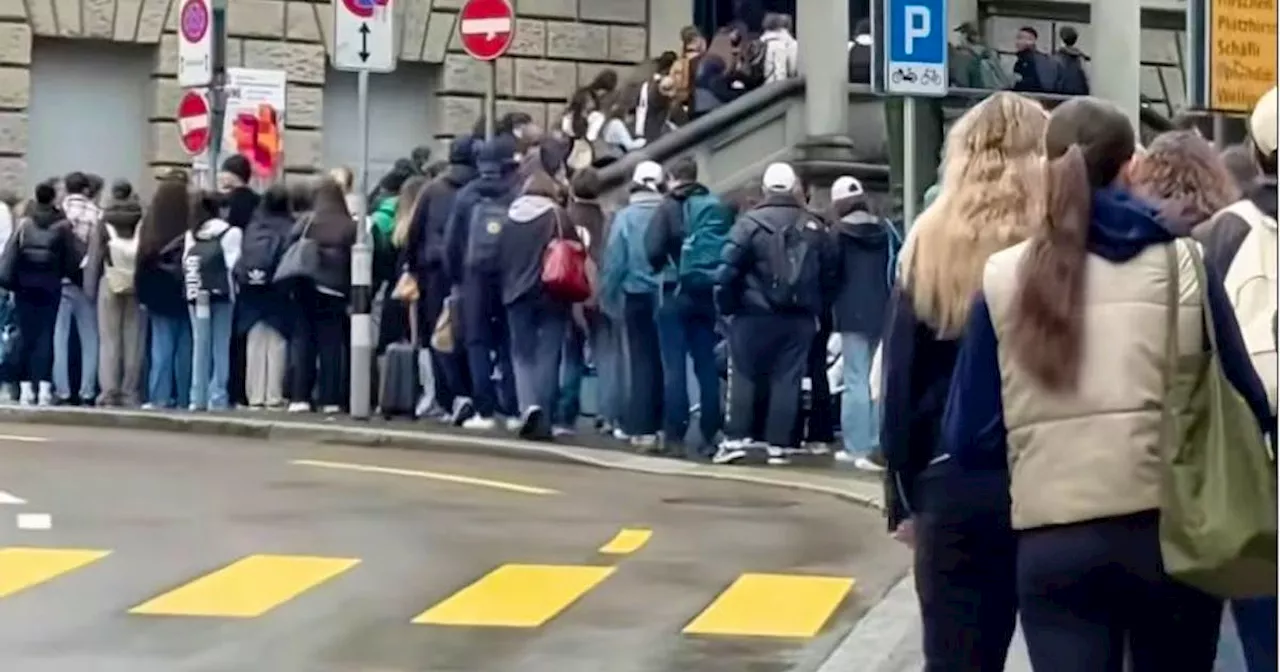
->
xmin=905 ymin=6 xmax=930 ymax=55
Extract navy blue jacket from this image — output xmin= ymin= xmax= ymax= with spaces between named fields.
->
xmin=943 ymin=188 xmax=1275 ymax=474
xmin=830 ymin=208 xmax=898 ymax=338
xmin=442 ymin=141 xmax=519 ymax=287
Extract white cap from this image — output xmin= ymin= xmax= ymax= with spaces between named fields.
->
xmin=831 ymin=176 xmax=864 ymax=201
xmin=762 ymin=162 xmax=797 ymax=193
xmin=1250 ymin=87 xmax=1278 ymax=157
xmin=632 ymin=160 xmax=664 ymax=188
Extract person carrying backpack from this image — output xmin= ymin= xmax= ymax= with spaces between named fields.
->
xmin=83 ymin=180 xmax=143 ymax=407
xmin=715 ymin=162 xmax=834 ymax=465
xmin=182 ymin=190 xmax=243 ymax=411
xmin=235 ymin=183 xmax=295 ymax=409
xmin=1052 ymin=26 xmax=1091 ymax=95
xmin=644 ymin=156 xmax=732 ymax=459
xmin=442 ymin=136 xmax=522 ymax=430
xmin=825 ymin=176 xmax=901 ymax=469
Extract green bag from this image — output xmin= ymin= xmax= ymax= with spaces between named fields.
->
xmin=1159 ymin=241 xmax=1278 ymax=598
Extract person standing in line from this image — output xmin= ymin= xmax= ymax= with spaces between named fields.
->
xmin=136 ymin=174 xmax=194 ymax=410
xmin=715 ymin=162 xmax=833 ymax=465
xmin=285 ymin=180 xmax=356 ymax=414
xmin=53 ymin=171 xmax=102 ymax=405
xmin=83 ymin=179 xmax=144 ymax=407
xmin=879 ymin=92 xmax=1048 ymax=672
xmin=183 ymin=190 xmax=242 ymax=411
xmin=235 ymin=183 xmax=296 ymax=410
xmin=600 ymin=161 xmax=668 ymax=450
xmin=5 ymin=182 xmax=81 ymax=406
xmin=644 ymin=156 xmax=731 ymax=459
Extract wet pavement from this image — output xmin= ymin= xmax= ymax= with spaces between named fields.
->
xmin=0 ymin=423 xmax=907 ymax=672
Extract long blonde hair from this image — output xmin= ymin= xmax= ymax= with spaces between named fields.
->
xmin=391 ymin=175 xmax=427 ymax=248
xmin=903 ymin=92 xmax=1050 ymax=338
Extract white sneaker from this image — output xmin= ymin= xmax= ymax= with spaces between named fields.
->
xmin=320 ymin=405 xmax=341 ymax=415
xmin=462 ymin=415 xmax=496 ymax=430
xmin=0 ymin=384 xmax=12 ymax=404
xmin=504 ymin=416 xmax=523 ymax=433
xmin=287 ymin=402 xmax=310 ymax=413
xmin=711 ymin=442 xmax=748 ymax=465
xmin=611 ymin=428 xmax=631 ymax=441
xmin=630 ymin=434 xmax=660 ymax=452
xmin=414 ymin=393 xmax=437 ymax=419
xmin=140 ymin=402 xmax=157 ymax=411
xmin=450 ymin=397 xmax=475 ymax=426
xmin=833 ymin=450 xmax=860 ymax=465
xmin=18 ymin=382 xmax=34 ymax=406
xmin=36 ymin=382 xmax=54 ymax=407
xmin=854 ymin=456 xmax=886 ymax=473
xmin=551 ymin=425 xmax=575 ymax=437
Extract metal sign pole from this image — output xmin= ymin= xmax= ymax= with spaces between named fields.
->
xmin=205 ymin=0 xmax=227 ymax=190
xmin=349 ymin=69 xmax=373 ymax=419
xmin=484 ymin=60 xmax=496 ymax=141
xmin=902 ymin=96 xmax=918 ymax=227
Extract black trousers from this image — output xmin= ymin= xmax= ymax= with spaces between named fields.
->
xmin=1018 ymin=511 xmax=1222 ymax=672
xmin=623 ymin=292 xmax=662 ymax=437
xmin=288 ymin=288 xmax=348 ymax=408
xmin=14 ymin=290 xmax=58 ymax=384
xmin=913 ymin=464 xmax=1018 ymax=672
xmin=725 ymin=313 xmax=814 ymax=447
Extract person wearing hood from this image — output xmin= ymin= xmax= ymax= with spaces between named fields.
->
xmin=235 ymin=183 xmax=296 ymax=410
xmin=182 ymin=190 xmax=242 ymax=411
xmin=826 ymin=176 xmax=899 ymax=468
xmin=83 ymin=179 xmax=144 ymax=407
xmin=599 ymin=161 xmax=668 ymax=449
xmin=943 ymin=96 xmax=1271 ymax=670
xmin=714 ymin=163 xmax=833 ymax=465
xmin=1051 ymin=26 xmax=1090 ymax=95
xmin=643 ymin=157 xmax=730 ymax=458
xmin=498 ymin=165 xmax=579 ymax=440
xmin=758 ymin=12 xmax=798 ymax=84
xmin=4 ymin=181 xmax=79 ymax=406
xmin=405 ymin=135 xmax=478 ymax=419
xmin=443 ymin=136 xmax=522 ymax=429
xmin=1193 ymin=87 xmax=1280 ymax=672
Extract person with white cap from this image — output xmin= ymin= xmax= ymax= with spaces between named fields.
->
xmin=826 ymin=175 xmax=901 ymax=470
xmin=714 ymin=161 xmax=834 ymax=465
xmin=599 ymin=160 xmax=670 ymax=451
xmin=1193 ymin=85 xmax=1278 ymax=672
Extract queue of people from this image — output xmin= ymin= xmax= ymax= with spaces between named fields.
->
xmin=882 ymin=88 xmax=1278 ymax=672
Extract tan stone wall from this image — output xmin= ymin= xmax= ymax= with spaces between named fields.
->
xmin=2 ymin=0 xmax=652 ymax=190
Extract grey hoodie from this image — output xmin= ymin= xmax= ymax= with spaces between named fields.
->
xmin=498 ymin=193 xmax=578 ymax=306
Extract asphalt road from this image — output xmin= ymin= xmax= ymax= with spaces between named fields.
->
xmin=0 ymin=424 xmax=907 ymax=672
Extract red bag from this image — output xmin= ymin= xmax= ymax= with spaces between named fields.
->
xmin=541 ymin=208 xmax=591 ymax=303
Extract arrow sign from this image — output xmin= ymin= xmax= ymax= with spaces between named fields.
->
xmin=332 ymin=0 xmax=396 ymax=72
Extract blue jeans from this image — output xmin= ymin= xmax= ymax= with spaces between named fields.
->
xmin=1220 ymin=597 xmax=1278 ymax=672
xmin=188 ymin=301 xmax=234 ymax=410
xmin=148 ymin=312 xmax=192 ymax=408
xmin=589 ymin=311 xmax=624 ymax=428
xmin=506 ymin=291 xmax=569 ymax=435
xmin=655 ymin=287 xmax=721 ymax=454
xmin=840 ymin=332 xmax=879 ymax=456
xmin=54 ymin=284 xmax=98 ymax=400
xmin=556 ymin=320 xmax=587 ymax=427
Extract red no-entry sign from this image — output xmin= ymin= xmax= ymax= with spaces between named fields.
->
xmin=176 ymin=90 xmax=211 ymax=155
xmin=458 ymin=0 xmax=514 ymax=61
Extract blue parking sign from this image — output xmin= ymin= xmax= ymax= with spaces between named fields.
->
xmin=886 ymin=0 xmax=949 ymax=96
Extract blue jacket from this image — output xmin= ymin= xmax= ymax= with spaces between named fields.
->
xmin=405 ymin=137 xmax=477 ymax=278
xmin=943 ymin=188 xmax=1275 ymax=471
xmin=602 ymin=189 xmax=667 ymax=302
xmin=442 ymin=139 xmax=519 ymax=286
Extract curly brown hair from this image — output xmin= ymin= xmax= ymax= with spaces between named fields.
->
xmin=1126 ymin=130 xmax=1241 ymax=235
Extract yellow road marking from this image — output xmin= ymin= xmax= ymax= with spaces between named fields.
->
xmin=0 ymin=547 xmax=110 ymax=598
xmin=413 ymin=564 xmax=615 ymax=627
xmin=683 ymin=573 xmax=855 ymax=638
xmin=598 ymin=528 xmax=652 ymax=555
xmin=291 ymin=459 xmax=559 ymax=496
xmin=0 ymin=434 xmax=49 ymax=443
xmin=129 ymin=554 xmax=360 ymax=618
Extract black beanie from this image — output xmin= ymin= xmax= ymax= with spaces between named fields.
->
xmin=221 ymin=155 xmax=252 ymax=184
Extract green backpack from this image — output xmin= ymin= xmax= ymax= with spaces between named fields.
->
xmin=677 ymin=193 xmax=732 ymax=289
xmin=1159 ymin=241 xmax=1278 ymax=598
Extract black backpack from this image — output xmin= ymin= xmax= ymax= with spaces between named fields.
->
xmin=18 ymin=221 xmax=61 ymax=270
xmin=235 ymin=217 xmax=293 ymax=287
xmin=184 ymin=229 xmax=231 ymax=302
xmin=756 ymin=214 xmax=820 ymax=311
xmin=464 ymin=195 xmax=510 ymax=271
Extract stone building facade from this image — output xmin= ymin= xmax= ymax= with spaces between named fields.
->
xmin=0 ymin=0 xmax=669 ymax=190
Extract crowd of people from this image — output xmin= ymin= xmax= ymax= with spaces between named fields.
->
xmin=882 ymin=87 xmax=1277 ymax=672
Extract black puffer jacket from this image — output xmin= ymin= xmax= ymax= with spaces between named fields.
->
xmin=716 ymin=193 xmax=835 ymax=317
xmin=12 ymin=203 xmax=79 ymax=295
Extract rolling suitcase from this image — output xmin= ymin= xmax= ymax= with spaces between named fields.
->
xmin=378 ymin=301 xmax=419 ymax=419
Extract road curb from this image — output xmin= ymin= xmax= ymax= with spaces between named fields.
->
xmin=0 ymin=407 xmax=885 ymax=512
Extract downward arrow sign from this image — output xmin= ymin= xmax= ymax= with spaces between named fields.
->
xmin=358 ymin=22 xmax=370 ymax=62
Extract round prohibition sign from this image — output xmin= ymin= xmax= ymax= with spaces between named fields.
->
xmin=179 ymin=0 xmax=209 ymax=43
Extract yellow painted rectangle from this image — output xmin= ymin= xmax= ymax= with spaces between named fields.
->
xmin=0 ymin=547 xmax=110 ymax=598
xmin=413 ymin=564 xmax=615 ymax=627
xmin=598 ymin=528 xmax=652 ymax=555
xmin=683 ymin=573 xmax=855 ymax=638
xmin=129 ymin=554 xmax=360 ymax=618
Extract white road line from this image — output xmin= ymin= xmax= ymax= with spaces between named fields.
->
xmin=0 ymin=434 xmax=48 ymax=443
xmin=16 ymin=513 xmax=51 ymax=530
xmin=0 ymin=491 xmax=25 ymax=505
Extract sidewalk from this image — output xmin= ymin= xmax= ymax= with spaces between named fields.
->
xmin=0 ymin=405 xmax=886 ymax=511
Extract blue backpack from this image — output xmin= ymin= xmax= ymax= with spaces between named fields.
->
xmin=677 ymin=193 xmax=732 ymax=289
xmin=883 ymin=218 xmax=904 ymax=286
xmin=464 ymin=195 xmax=510 ymax=271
